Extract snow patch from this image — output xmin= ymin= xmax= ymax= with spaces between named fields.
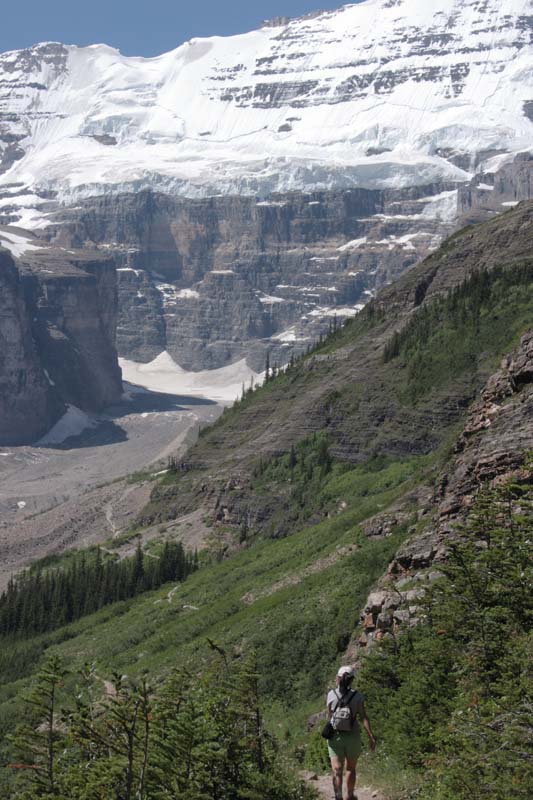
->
xmin=176 ymin=288 xmax=200 ymax=299
xmin=258 ymin=292 xmax=285 ymax=304
xmin=308 ymin=304 xmax=364 ymax=318
xmin=271 ymin=326 xmax=307 ymax=343
xmin=157 ymin=283 xmax=200 ymax=301
xmin=119 ymin=351 xmax=263 ymax=404
xmin=37 ymin=405 xmax=97 ymax=445
xmin=338 ymin=237 xmax=368 ymax=252
xmin=0 ymin=230 xmax=45 ymax=258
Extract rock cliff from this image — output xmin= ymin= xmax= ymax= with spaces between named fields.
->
xmin=1 ymin=0 xmax=531 ymax=373
xmin=27 ymin=153 xmax=530 ymax=372
xmin=45 ymin=183 xmax=456 ymax=369
xmin=0 ymin=228 xmax=122 ymax=444
xmin=0 ymin=248 xmax=57 ymax=443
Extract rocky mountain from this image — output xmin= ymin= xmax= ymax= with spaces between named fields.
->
xmin=1 ymin=203 xmax=532 ymax=800
xmin=0 ymin=0 xmax=531 ymax=370
xmin=46 ymin=183 xmax=456 ymax=370
xmin=0 ymin=228 xmax=122 ymax=444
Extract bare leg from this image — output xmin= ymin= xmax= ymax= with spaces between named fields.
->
xmin=345 ymin=757 xmax=358 ymax=799
xmin=330 ymin=755 xmax=344 ymax=800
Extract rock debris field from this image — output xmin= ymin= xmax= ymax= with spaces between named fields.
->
xmin=0 ymin=382 xmax=222 ymax=590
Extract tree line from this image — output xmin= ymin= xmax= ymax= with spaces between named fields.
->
xmin=0 ymin=541 xmax=198 ymax=639
xmin=383 ymin=261 xmax=533 ymax=363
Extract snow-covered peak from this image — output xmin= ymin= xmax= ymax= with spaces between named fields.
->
xmin=0 ymin=0 xmax=532 ymax=223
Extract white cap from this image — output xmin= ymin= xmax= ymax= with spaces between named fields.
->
xmin=337 ymin=665 xmax=355 ymax=678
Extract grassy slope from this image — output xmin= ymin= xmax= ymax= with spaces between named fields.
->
xmin=0 ymin=456 xmax=429 ymax=763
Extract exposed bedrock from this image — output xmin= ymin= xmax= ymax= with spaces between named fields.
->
xmin=0 ymin=236 xmax=122 ymax=445
xmin=354 ymin=328 xmax=533 ymax=658
xmin=47 ymin=183 xmax=458 ymax=370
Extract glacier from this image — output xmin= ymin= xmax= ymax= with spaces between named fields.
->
xmin=0 ymin=0 xmax=532 ymax=226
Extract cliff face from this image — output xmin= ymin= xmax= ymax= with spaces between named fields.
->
xmin=38 ymin=155 xmax=532 ymax=373
xmin=1 ymin=0 xmax=531 ymax=375
xmin=47 ymin=184 xmax=456 ymax=370
xmin=0 ymin=249 xmax=57 ymax=444
xmin=0 ymin=230 xmax=122 ymax=444
xmin=458 ymin=152 xmax=533 ymax=222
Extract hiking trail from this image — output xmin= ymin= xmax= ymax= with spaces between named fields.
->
xmin=302 ymin=771 xmax=386 ymax=800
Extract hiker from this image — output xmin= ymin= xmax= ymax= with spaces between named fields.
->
xmin=326 ymin=665 xmax=375 ymax=800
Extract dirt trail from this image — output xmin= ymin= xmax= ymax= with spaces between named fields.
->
xmin=302 ymin=771 xmax=386 ymax=800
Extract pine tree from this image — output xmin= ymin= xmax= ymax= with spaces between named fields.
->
xmin=8 ymin=654 xmax=67 ymax=798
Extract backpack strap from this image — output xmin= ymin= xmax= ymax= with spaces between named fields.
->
xmin=331 ymin=688 xmax=342 ymax=713
xmin=339 ymin=689 xmax=357 ymax=725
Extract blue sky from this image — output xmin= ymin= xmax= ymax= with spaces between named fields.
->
xmin=2 ymin=1 xmax=365 ymax=57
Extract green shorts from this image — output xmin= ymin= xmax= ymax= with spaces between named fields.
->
xmin=327 ymin=729 xmax=363 ymax=762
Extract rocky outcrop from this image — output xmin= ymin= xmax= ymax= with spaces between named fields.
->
xmin=0 ymin=229 xmax=122 ymax=444
xmin=350 ymin=329 xmax=533 ymax=658
xmin=46 ymin=184 xmax=455 ymax=369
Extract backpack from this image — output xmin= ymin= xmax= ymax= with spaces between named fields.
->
xmin=331 ymin=689 xmax=356 ymax=732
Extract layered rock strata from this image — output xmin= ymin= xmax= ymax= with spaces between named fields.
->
xmin=0 ymin=249 xmax=56 ymax=443
xmin=24 ymin=155 xmax=532 ymax=374
xmin=45 ymin=184 xmax=457 ymax=370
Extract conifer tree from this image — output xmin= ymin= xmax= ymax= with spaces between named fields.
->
xmin=9 ymin=654 xmax=67 ymax=798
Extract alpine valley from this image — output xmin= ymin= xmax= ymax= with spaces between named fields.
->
xmin=0 ymin=3 xmax=532 ymax=800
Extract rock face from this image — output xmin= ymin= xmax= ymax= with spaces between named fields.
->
xmin=46 ymin=184 xmax=456 ymax=369
xmin=0 ymin=249 xmax=57 ymax=443
xmin=139 ymin=201 xmax=533 ymax=531
xmin=0 ymin=228 xmax=122 ymax=444
xmin=458 ymin=153 xmax=533 ymax=221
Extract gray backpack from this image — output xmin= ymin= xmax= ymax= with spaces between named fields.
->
xmin=331 ymin=689 xmax=356 ymax=732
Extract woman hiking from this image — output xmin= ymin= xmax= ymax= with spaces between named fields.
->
xmin=326 ymin=665 xmax=375 ymax=800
